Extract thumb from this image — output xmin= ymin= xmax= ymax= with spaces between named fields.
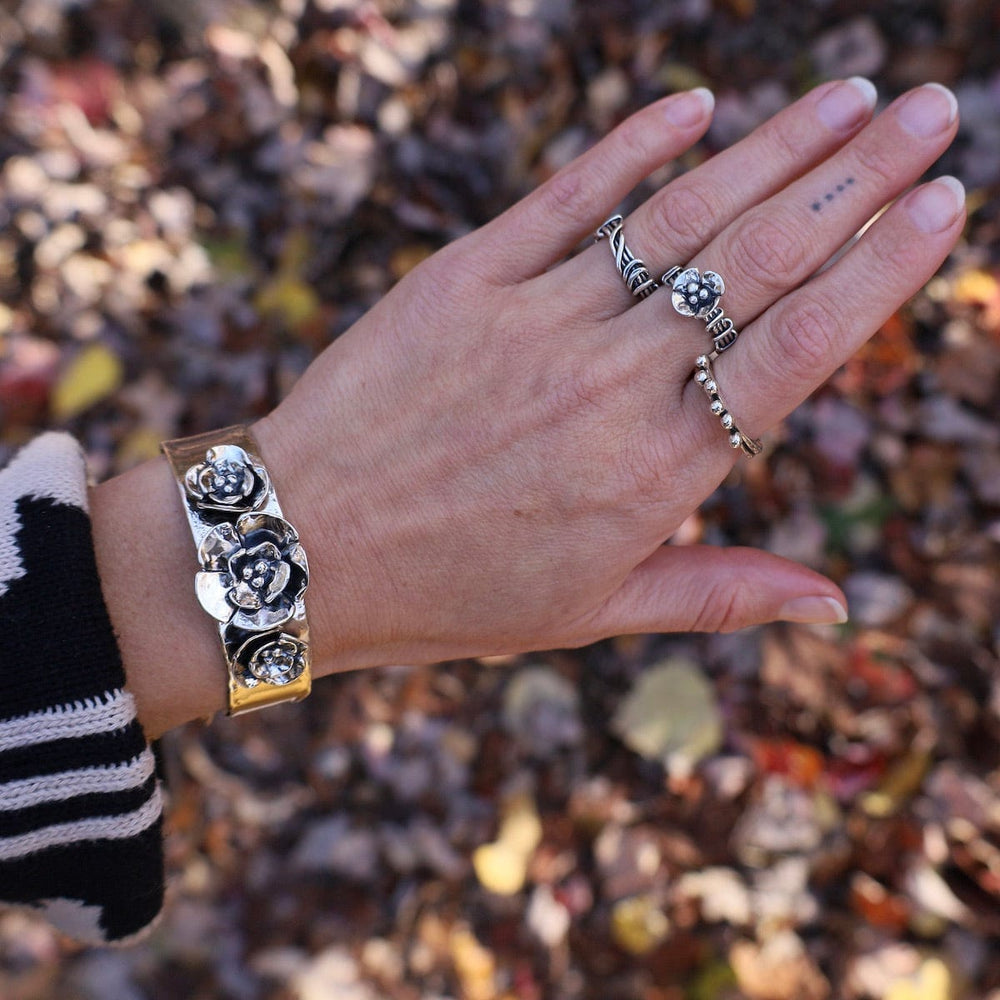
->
xmin=591 ymin=545 xmax=848 ymax=636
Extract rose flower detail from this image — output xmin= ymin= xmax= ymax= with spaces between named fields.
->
xmin=670 ymin=267 xmax=725 ymax=319
xmin=233 ymin=634 xmax=310 ymax=688
xmin=195 ymin=512 xmax=309 ymax=632
xmin=184 ymin=445 xmax=269 ymax=513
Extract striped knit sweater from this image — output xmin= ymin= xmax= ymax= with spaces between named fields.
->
xmin=0 ymin=433 xmax=164 ymax=943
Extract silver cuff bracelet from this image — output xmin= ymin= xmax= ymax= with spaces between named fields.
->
xmin=161 ymin=426 xmax=312 ymax=715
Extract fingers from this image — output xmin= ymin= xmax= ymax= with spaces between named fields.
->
xmin=675 ymin=83 xmax=959 ymax=329
xmin=707 ymin=174 xmax=966 ymax=442
xmin=559 ymin=77 xmax=878 ymax=317
xmin=586 ymin=545 xmax=848 ymax=637
xmin=470 ymin=89 xmax=715 ymax=285
xmin=610 ymin=83 xmax=962 ymax=463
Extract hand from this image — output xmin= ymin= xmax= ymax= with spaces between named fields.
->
xmin=253 ymin=79 xmax=963 ymax=672
xmin=94 ymin=79 xmax=963 ymax=736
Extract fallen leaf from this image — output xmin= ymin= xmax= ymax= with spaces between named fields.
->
xmin=254 ymin=274 xmax=321 ymax=332
xmin=50 ymin=343 xmax=123 ymax=420
xmin=885 ymin=956 xmax=952 ymax=1000
xmin=861 ymin=746 xmax=933 ymax=819
xmin=449 ymin=926 xmax=496 ymax=1000
xmin=730 ymin=933 xmax=830 ymax=1000
xmin=472 ymin=792 xmax=542 ymax=896
xmin=751 ymin=739 xmax=825 ymax=789
xmin=472 ymin=841 xmax=529 ymax=897
xmin=610 ymin=895 xmax=670 ymax=955
xmin=611 ymin=658 xmax=722 ymax=777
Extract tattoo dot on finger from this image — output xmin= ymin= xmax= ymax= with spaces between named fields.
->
xmin=810 ymin=177 xmax=856 ymax=213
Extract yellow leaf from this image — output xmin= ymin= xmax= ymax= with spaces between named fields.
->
xmin=51 ymin=343 xmax=123 ymax=420
xmin=953 ymin=268 xmax=998 ymax=306
xmin=254 ymin=274 xmax=321 ymax=331
xmin=610 ymin=895 xmax=670 ymax=955
xmin=861 ymin=747 xmax=932 ymax=818
xmin=472 ymin=792 xmax=542 ymax=896
xmin=885 ymin=957 xmax=952 ymax=1000
xmin=277 ymin=226 xmax=313 ymax=274
xmin=449 ymin=926 xmax=496 ymax=1000
xmin=612 ymin=657 xmax=722 ymax=776
xmin=497 ymin=792 xmax=542 ymax=857
xmin=472 ymin=841 xmax=528 ymax=896
xmin=115 ymin=427 xmax=165 ymax=469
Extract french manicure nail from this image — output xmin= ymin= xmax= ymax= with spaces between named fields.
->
xmin=664 ymin=87 xmax=715 ymax=127
xmin=907 ymin=175 xmax=966 ymax=233
xmin=896 ymin=82 xmax=958 ymax=138
xmin=817 ymin=76 xmax=877 ymax=131
xmin=778 ymin=595 xmax=849 ymax=625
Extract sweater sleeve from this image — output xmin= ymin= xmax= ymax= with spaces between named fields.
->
xmin=0 ymin=433 xmax=164 ymax=944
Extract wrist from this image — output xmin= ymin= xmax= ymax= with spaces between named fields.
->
xmin=91 ymin=414 xmax=380 ymax=737
xmin=90 ymin=455 xmax=228 ymax=738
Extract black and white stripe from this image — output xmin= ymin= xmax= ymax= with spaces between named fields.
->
xmin=0 ymin=433 xmax=164 ymax=943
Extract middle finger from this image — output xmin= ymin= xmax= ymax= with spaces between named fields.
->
xmin=557 ymin=77 xmax=879 ymax=318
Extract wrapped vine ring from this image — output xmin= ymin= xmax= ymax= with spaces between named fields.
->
xmin=595 ymin=214 xmax=660 ymax=299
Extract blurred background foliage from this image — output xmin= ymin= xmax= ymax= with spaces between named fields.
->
xmin=0 ymin=1 xmax=998 ymax=998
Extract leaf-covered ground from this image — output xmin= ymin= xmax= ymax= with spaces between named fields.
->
xmin=1 ymin=1 xmax=998 ymax=998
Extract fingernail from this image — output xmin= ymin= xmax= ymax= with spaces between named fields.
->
xmin=817 ymin=77 xmax=877 ymax=131
xmin=906 ymin=175 xmax=966 ymax=233
xmin=896 ymin=82 xmax=958 ymax=138
xmin=664 ymin=87 xmax=715 ymax=127
xmin=778 ymin=595 xmax=849 ymax=625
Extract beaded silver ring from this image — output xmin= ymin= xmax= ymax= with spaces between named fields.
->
xmin=693 ymin=354 xmax=762 ymax=458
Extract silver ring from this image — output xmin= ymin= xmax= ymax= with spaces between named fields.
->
xmin=664 ymin=266 xmax=740 ymax=353
xmin=595 ymin=214 xmax=659 ymax=299
xmin=693 ymin=354 xmax=762 ymax=458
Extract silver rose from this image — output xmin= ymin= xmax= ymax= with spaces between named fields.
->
xmin=233 ymin=634 xmax=310 ymax=688
xmin=195 ymin=512 xmax=309 ymax=632
xmin=184 ymin=445 xmax=269 ymax=513
xmin=670 ymin=267 xmax=725 ymax=319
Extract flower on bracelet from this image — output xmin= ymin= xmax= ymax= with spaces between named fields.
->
xmin=670 ymin=267 xmax=725 ymax=319
xmin=185 ymin=445 xmax=269 ymax=513
xmin=195 ymin=512 xmax=309 ymax=631
xmin=233 ymin=633 xmax=310 ymax=688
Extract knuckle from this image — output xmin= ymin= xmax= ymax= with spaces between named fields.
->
xmin=614 ymin=111 xmax=660 ymax=161
xmin=690 ymin=579 xmax=746 ymax=634
xmin=865 ymin=222 xmax=926 ymax=281
xmin=774 ymin=295 xmax=840 ymax=379
xmin=649 ymin=181 xmax=718 ymax=253
xmin=417 ymin=234 xmax=494 ymax=297
xmin=411 ymin=242 xmax=455 ymax=287
xmin=727 ymin=213 xmax=804 ymax=292
xmin=545 ymin=363 xmax=609 ymax=420
xmin=405 ymin=248 xmax=464 ymax=311
xmin=536 ymin=164 xmax=598 ymax=225
xmin=753 ymin=116 xmax=806 ymax=170
xmin=851 ymin=142 xmax=898 ymax=186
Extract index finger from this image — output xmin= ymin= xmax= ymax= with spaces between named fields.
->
xmin=469 ymin=88 xmax=716 ymax=285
